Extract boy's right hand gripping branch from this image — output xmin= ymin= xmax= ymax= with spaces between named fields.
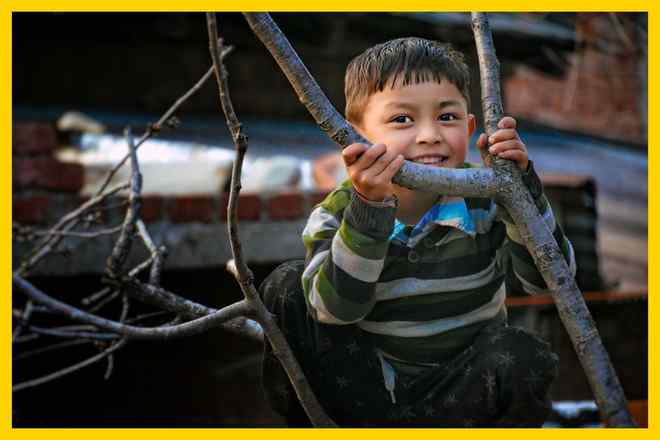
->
xmin=342 ymin=142 xmax=404 ymax=202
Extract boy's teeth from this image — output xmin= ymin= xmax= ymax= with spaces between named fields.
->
xmin=414 ymin=156 xmax=445 ymax=164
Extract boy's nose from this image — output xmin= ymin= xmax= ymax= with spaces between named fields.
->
xmin=416 ymin=123 xmax=442 ymax=144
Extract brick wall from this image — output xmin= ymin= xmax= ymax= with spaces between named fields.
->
xmin=13 ymin=122 xmax=86 ymax=225
xmin=504 ymin=14 xmax=646 ymax=145
xmin=12 ymin=120 xmax=331 ymax=275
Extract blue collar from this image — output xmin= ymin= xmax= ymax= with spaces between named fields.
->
xmin=389 ymin=196 xmax=477 ymax=246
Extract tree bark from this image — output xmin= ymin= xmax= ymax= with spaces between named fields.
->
xmin=207 ymin=13 xmax=336 ymax=427
xmin=471 ymin=12 xmax=635 ymax=427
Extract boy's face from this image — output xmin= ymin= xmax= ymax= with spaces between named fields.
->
xmin=356 ymin=80 xmax=475 ymax=170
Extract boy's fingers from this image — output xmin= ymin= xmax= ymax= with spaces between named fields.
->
xmin=379 ymin=154 xmax=405 ymax=181
xmin=342 ymin=143 xmax=368 ymax=165
xmin=488 ymin=139 xmax=526 ymax=155
xmin=488 ymin=128 xmax=519 ymax=144
xmin=365 ymin=148 xmax=397 ymax=177
xmin=496 ymin=150 xmax=529 ymax=170
xmin=354 ymin=143 xmax=387 ymax=170
xmin=498 ymin=116 xmax=517 ymax=129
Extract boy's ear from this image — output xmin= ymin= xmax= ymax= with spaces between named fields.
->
xmin=467 ymin=114 xmax=476 ymax=137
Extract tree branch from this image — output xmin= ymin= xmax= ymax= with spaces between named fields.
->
xmin=94 ymin=46 xmax=233 ymax=197
xmin=470 ymin=12 xmax=635 ymax=427
xmin=13 ymin=339 xmax=128 ymax=392
xmin=207 ymin=12 xmax=336 ymax=427
xmin=16 ymin=182 xmax=129 ymax=277
xmin=105 ymin=128 xmax=142 ymax=279
xmin=13 ymin=273 xmax=252 ymax=340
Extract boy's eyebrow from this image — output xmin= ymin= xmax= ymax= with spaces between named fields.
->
xmin=384 ymin=99 xmax=464 ymax=111
xmin=437 ymin=99 xmax=463 ymax=109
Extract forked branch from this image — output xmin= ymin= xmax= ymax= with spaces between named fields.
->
xmin=206 ymin=12 xmax=336 ymax=427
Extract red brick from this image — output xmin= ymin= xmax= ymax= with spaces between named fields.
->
xmin=168 ymin=196 xmax=215 ymax=223
xmin=140 ymin=196 xmax=164 ymax=222
xmin=267 ymin=192 xmax=305 ymax=221
xmin=219 ymin=192 xmax=262 ymax=221
xmin=13 ymin=195 xmax=50 ymax=224
xmin=13 ymin=157 xmax=84 ymax=192
xmin=13 ymin=121 xmax=58 ymax=155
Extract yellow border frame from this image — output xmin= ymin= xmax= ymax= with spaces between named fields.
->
xmin=3 ymin=2 xmax=653 ymax=439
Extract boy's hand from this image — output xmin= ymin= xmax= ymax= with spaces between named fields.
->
xmin=342 ymin=142 xmax=405 ymax=202
xmin=476 ymin=116 xmax=529 ymax=171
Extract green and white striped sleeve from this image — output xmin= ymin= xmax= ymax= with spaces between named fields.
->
xmin=301 ymin=181 xmax=396 ymax=324
xmin=498 ymin=162 xmax=577 ymax=294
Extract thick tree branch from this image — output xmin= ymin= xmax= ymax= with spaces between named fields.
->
xmin=242 ymin=12 xmax=498 ymax=198
xmin=207 ymin=13 xmax=336 ymax=427
xmin=470 ymin=12 xmax=635 ymax=427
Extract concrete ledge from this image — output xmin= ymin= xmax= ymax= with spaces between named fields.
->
xmin=13 ymin=220 xmax=307 ymax=277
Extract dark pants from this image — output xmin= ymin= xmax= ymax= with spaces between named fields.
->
xmin=259 ymin=260 xmax=559 ymax=427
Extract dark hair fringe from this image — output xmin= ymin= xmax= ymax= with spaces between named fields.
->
xmin=345 ymin=37 xmax=471 ymax=124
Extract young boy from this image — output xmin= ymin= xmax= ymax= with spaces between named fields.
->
xmin=260 ymin=37 xmax=575 ymax=427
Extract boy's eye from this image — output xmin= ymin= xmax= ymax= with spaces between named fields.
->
xmin=439 ymin=113 xmax=458 ymax=122
xmin=391 ymin=115 xmax=412 ymax=124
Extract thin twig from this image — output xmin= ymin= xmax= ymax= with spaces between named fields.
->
xmin=106 ymin=294 xmax=130 ymax=380
xmin=13 ymin=339 xmax=128 ymax=392
xmin=609 ymin=13 xmax=635 ymax=50
xmin=105 ymin=128 xmax=142 ymax=279
xmin=12 ymin=301 xmax=34 ymax=342
xmin=86 ymin=290 xmax=121 ymax=314
xmin=13 ymin=333 xmax=40 ymax=344
xmin=30 ymin=225 xmax=123 ymax=239
xmin=17 ymin=182 xmax=129 ymax=277
xmin=25 ymin=325 xmax=119 ymax=341
xmin=136 ymin=220 xmax=165 ymax=286
xmin=81 ymin=254 xmax=157 ymax=306
xmin=94 ymin=46 xmax=233 ymax=198
xmin=13 ymin=339 xmax=92 ymax=361
xmin=208 ymin=13 xmax=335 ymax=427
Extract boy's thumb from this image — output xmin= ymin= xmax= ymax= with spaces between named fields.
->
xmin=476 ymin=133 xmax=487 ymax=148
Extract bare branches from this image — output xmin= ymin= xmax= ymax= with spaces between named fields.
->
xmin=207 ymin=13 xmax=336 ymax=427
xmin=13 ymin=339 xmax=128 ymax=392
xmin=14 ymin=273 xmax=251 ymax=340
xmin=13 ymin=40 xmax=258 ymax=397
xmin=17 ymin=182 xmax=129 ymax=277
xmin=94 ymin=46 xmax=233 ymax=198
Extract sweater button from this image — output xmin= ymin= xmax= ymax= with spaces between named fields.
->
xmin=408 ymin=250 xmax=420 ymax=263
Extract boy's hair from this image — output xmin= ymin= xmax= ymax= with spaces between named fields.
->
xmin=344 ymin=37 xmax=471 ymax=126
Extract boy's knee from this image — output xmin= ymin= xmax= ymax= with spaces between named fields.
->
xmin=489 ymin=326 xmax=559 ymax=382
xmin=259 ymin=260 xmax=305 ymax=309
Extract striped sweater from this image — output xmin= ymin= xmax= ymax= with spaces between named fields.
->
xmin=301 ymin=165 xmax=576 ymax=364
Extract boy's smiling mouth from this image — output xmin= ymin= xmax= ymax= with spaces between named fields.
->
xmin=410 ymin=154 xmax=449 ymax=166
